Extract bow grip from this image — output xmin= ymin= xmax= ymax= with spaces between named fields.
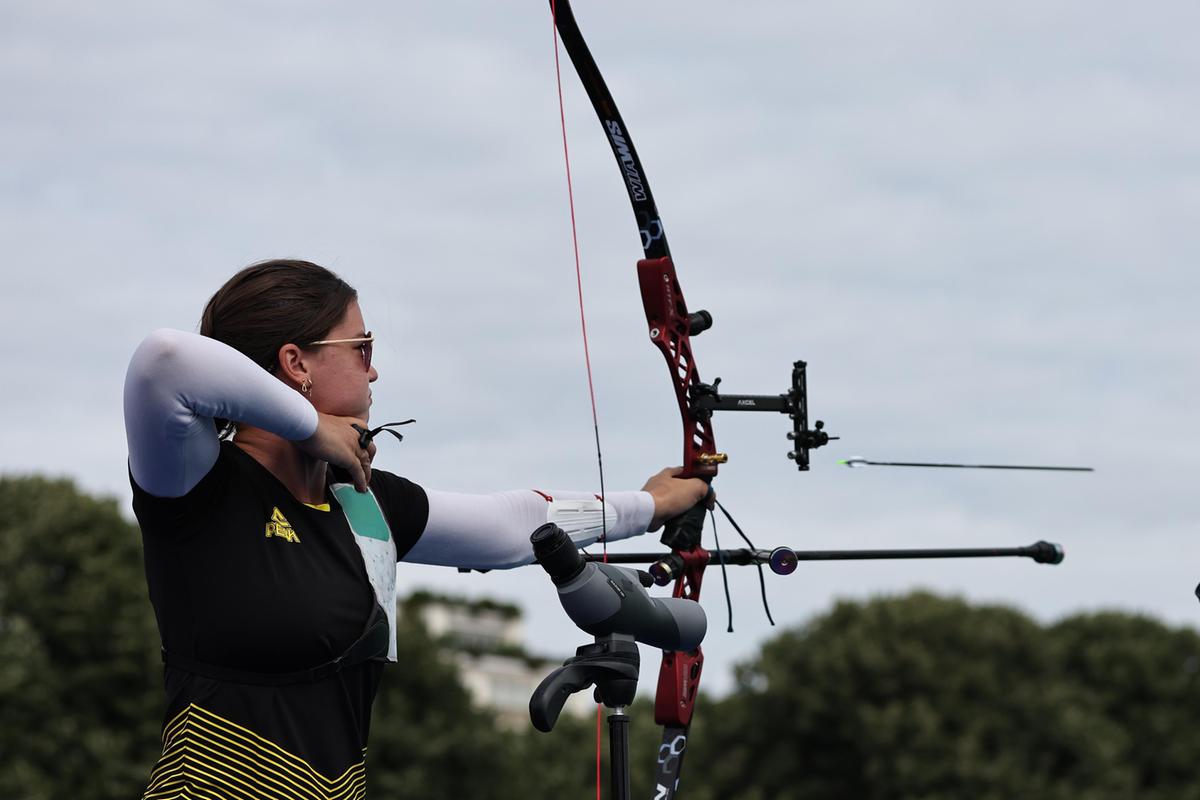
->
xmin=660 ymin=482 xmax=712 ymax=552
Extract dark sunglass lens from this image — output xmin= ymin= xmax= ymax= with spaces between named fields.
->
xmin=362 ymin=341 xmax=373 ymax=371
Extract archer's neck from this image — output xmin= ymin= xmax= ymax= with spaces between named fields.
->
xmin=234 ymin=426 xmax=328 ymax=505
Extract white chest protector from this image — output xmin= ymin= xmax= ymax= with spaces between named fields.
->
xmin=330 ymin=483 xmax=398 ymax=662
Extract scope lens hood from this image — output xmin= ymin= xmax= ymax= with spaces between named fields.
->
xmin=531 ymin=523 xmax=587 ymax=585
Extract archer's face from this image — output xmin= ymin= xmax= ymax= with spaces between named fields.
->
xmin=305 ymin=300 xmax=378 ymax=423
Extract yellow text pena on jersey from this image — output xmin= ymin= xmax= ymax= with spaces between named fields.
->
xmin=264 ymin=507 xmax=301 ymax=543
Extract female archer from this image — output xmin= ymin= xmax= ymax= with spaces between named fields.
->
xmin=124 ymin=258 xmax=706 ymax=799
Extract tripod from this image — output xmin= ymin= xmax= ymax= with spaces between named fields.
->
xmin=530 ymin=634 xmax=641 ymax=800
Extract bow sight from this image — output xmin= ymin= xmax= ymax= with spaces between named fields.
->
xmin=689 ymin=359 xmax=838 ymax=471
xmin=637 ymin=258 xmax=837 ymax=475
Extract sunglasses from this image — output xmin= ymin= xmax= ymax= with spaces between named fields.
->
xmin=306 ymin=331 xmax=375 ymax=371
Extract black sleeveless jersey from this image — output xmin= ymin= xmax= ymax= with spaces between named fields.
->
xmin=132 ymin=442 xmax=428 ymax=800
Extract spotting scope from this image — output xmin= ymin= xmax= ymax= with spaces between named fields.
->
xmin=530 ymin=523 xmax=707 ymax=652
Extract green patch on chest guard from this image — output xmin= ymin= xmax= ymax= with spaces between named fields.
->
xmin=331 ymin=485 xmax=391 ymax=542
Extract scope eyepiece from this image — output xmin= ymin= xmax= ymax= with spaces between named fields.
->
xmin=531 ymin=523 xmax=587 ymax=586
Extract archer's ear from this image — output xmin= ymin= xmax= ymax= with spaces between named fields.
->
xmin=275 ymin=343 xmax=311 ymax=388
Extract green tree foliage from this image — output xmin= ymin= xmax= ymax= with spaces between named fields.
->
xmin=0 ymin=476 xmax=162 ymax=800
xmin=1051 ymin=612 xmax=1200 ymax=800
xmin=686 ymin=592 xmax=1200 ymax=800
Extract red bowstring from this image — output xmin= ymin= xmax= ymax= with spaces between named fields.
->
xmin=550 ymin=2 xmax=607 ymax=797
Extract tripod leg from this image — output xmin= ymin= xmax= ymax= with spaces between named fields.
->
xmin=608 ymin=708 xmax=631 ymax=800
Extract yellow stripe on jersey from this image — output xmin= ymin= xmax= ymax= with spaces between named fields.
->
xmin=143 ymin=704 xmax=366 ymax=800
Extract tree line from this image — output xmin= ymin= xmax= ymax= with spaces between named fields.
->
xmin=2 ymin=475 xmax=1198 ymax=799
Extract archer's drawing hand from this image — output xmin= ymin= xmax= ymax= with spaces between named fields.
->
xmin=298 ymin=412 xmax=373 ymax=492
xmin=642 ymin=467 xmax=712 ymax=531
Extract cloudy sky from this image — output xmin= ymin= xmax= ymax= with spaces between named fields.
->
xmin=3 ymin=1 xmax=1197 ymax=695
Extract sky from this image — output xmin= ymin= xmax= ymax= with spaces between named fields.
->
xmin=3 ymin=1 xmax=1198 ymax=697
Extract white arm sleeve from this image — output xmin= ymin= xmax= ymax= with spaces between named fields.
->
xmin=405 ymin=489 xmax=656 ymax=569
xmin=123 ymin=328 xmax=319 ymax=498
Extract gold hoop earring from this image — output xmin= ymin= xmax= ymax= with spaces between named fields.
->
xmin=301 ymin=377 xmax=313 ymax=395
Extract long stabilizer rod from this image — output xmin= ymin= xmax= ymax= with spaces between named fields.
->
xmin=587 ymin=540 xmax=1065 ymax=577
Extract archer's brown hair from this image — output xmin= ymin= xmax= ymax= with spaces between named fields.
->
xmin=200 ymin=259 xmax=358 ymax=373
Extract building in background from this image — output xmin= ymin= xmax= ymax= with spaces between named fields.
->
xmin=400 ymin=590 xmax=595 ymax=728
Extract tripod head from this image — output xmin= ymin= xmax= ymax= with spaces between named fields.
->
xmin=529 ymin=635 xmax=640 ymax=732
